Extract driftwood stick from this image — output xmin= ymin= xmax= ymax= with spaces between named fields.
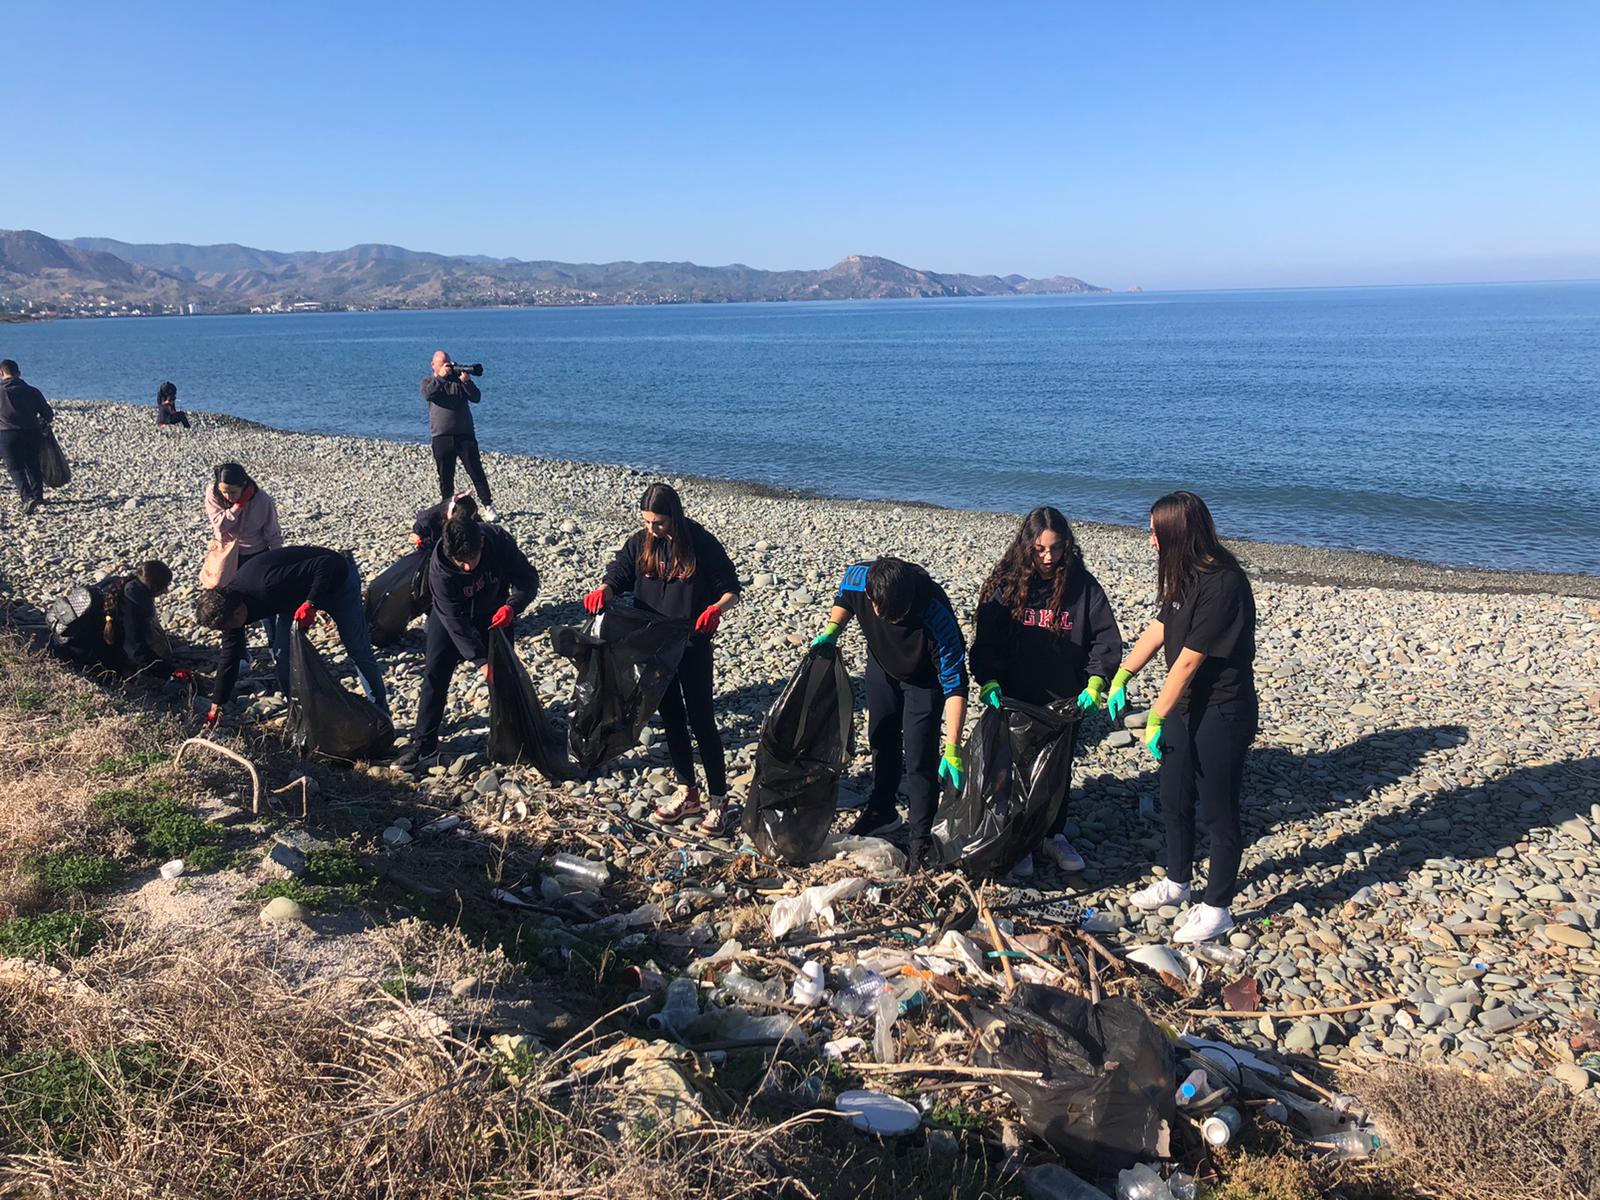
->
xmin=174 ymin=737 xmax=261 ymax=814
xmin=1187 ymin=995 xmax=1403 ymax=1019
xmin=850 ymin=1062 xmax=1043 ymax=1081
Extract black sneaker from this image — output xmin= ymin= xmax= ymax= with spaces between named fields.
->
xmin=908 ymin=837 xmax=938 ymax=873
xmin=848 ymin=804 xmax=902 ymax=838
xmin=392 ymin=740 xmax=440 ymax=771
xmin=21 ymin=499 xmax=38 ymax=516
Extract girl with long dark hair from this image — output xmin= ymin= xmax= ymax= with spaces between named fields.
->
xmin=1110 ymin=491 xmax=1257 ymax=943
xmin=203 ymin=462 xmax=283 ymax=583
xmin=583 ymin=483 xmax=742 ymax=833
xmin=156 ymin=381 xmax=190 ymax=429
xmin=970 ymin=507 xmax=1122 ymax=876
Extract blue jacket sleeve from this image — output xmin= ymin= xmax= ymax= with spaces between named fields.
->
xmin=922 ymin=592 xmax=969 ymax=698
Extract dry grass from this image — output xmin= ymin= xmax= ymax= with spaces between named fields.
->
xmin=1344 ymin=1061 xmax=1600 ymax=1200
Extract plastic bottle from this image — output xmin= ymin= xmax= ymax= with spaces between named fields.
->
xmin=648 ymin=977 xmax=699 ymax=1035
xmin=1175 ymin=1068 xmax=1209 ymax=1106
xmin=1320 ymin=1128 xmax=1381 ymax=1159
xmin=1022 ymin=1162 xmax=1114 ymax=1200
xmin=1166 ymin=1174 xmax=1196 ymax=1200
xmin=1201 ymin=1105 xmax=1243 ymax=1148
xmin=1115 ymin=1162 xmax=1173 ymax=1200
xmin=829 ymin=965 xmax=889 ymax=1017
xmin=1192 ymin=943 xmax=1246 ymax=968
xmin=545 ymin=852 xmax=609 ymax=890
xmin=791 ymin=960 xmax=826 ymax=1007
xmin=720 ymin=971 xmax=786 ymax=1007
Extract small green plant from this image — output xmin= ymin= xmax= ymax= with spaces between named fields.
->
xmin=29 ymin=851 xmax=118 ymax=894
xmin=928 ymin=1101 xmax=990 ymax=1134
xmin=185 ymin=844 xmax=229 ymax=872
xmin=11 ymin=685 xmax=49 ymax=711
xmin=0 ymin=910 xmax=102 ymax=962
xmin=88 ymin=749 xmax=167 ymax=778
xmin=0 ymin=1041 xmax=173 ymax=1157
xmin=304 ymin=843 xmax=365 ymax=887
xmin=95 ymin=787 xmax=222 ymax=861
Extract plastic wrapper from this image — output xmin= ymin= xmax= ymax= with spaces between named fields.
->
xmin=486 ymin=630 xmax=576 ymax=780
xmin=40 ymin=426 xmax=72 ymax=488
xmin=769 ymin=877 xmax=869 ymax=939
xmin=550 ymin=605 xmax=691 ymax=775
xmin=364 ymin=551 xmax=429 ymax=647
xmin=932 ymin=696 xmax=1080 ymax=876
xmin=973 ymin=984 xmax=1178 ymax=1173
xmin=743 ymin=643 xmax=854 ymax=862
xmin=286 ymin=627 xmax=393 ymax=760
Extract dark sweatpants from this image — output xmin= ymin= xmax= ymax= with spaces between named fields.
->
xmin=1042 ymin=723 xmax=1081 ymax=839
xmin=1158 ymin=695 xmax=1258 ymax=907
xmin=0 ymin=428 xmax=43 ymax=502
xmin=414 ymin=613 xmax=477 ymax=745
xmin=865 ymin=653 xmax=943 ymax=839
xmin=431 ymin=434 xmax=493 ymax=506
xmin=659 ymin=638 xmax=727 ymax=796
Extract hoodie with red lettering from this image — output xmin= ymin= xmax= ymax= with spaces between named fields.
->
xmin=968 ymin=563 xmax=1122 ymax=705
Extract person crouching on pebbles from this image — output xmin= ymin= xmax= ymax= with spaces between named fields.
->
xmin=582 ymin=483 xmax=741 ymax=834
xmin=812 ymin=556 xmax=968 ymax=872
xmin=969 ymin=506 xmax=1122 ymax=878
xmin=393 ymin=514 xmax=540 ymax=770
xmin=1110 ymin=491 xmax=1258 ymax=944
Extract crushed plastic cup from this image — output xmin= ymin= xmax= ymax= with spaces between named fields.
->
xmin=647 ymin=976 xmax=700 ymax=1037
xmin=836 ymin=1089 xmax=920 ymax=1136
xmin=791 ymin=960 xmax=826 ymax=1007
xmin=159 ymin=859 xmax=185 ymax=880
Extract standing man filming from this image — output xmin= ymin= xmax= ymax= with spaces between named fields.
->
xmin=421 ymin=350 xmax=497 ymax=521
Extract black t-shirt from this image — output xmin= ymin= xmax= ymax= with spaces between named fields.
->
xmin=834 ymin=561 xmax=968 ymax=696
xmin=602 ymin=519 xmax=740 ymax=641
xmin=1159 ymin=565 xmax=1256 ymax=712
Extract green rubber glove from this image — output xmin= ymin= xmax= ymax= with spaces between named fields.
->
xmin=1107 ymin=667 xmax=1134 ymax=724
xmin=1143 ymin=710 xmax=1165 ymax=762
xmin=1076 ymin=674 xmax=1106 ymax=714
xmin=938 ymin=742 xmax=965 ymax=791
xmin=979 ymin=680 xmax=1002 ymax=710
xmin=810 ymin=620 xmax=841 ymax=650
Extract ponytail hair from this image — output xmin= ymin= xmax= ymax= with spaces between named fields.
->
xmin=101 ymin=579 xmax=128 ymax=646
xmin=635 ymin=482 xmax=697 ymax=581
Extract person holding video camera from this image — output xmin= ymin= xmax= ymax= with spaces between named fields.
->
xmin=421 ymin=350 xmax=497 ymax=521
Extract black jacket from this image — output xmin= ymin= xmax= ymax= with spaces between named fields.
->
xmin=421 ymin=374 xmax=481 ymax=438
xmin=426 ymin=525 xmax=539 ymax=666
xmin=214 ymin=546 xmax=352 ymax=703
xmin=969 ymin=565 xmax=1122 ymax=705
xmin=0 ymin=376 xmax=53 ymax=431
xmin=412 ymin=499 xmax=453 ymax=547
xmin=602 ymin=519 xmax=740 ymax=640
xmin=834 ymin=561 xmax=967 ymax=696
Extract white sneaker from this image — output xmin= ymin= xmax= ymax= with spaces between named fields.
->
xmin=1008 ymin=853 xmax=1034 ymax=880
xmin=1173 ymin=903 xmax=1235 ymax=944
xmin=1041 ymin=835 xmax=1086 ymax=872
xmin=482 ymin=504 xmax=499 ymax=523
xmin=1130 ymin=877 xmax=1191 ymax=911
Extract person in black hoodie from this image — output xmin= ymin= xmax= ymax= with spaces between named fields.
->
xmin=155 ymin=381 xmax=191 ymax=429
xmin=421 ymin=351 xmax=496 ymax=520
xmin=0 ymin=359 xmax=54 ymax=515
xmin=970 ymin=507 xmax=1122 ymax=878
xmin=193 ymin=545 xmax=389 ymax=726
xmin=394 ymin=515 xmax=540 ymax=769
xmin=50 ymin=560 xmax=181 ymax=679
xmin=811 ymin=556 xmax=968 ymax=870
xmin=582 ymin=483 xmax=741 ymax=832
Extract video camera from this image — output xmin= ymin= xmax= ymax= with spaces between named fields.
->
xmin=446 ymin=361 xmax=485 ymax=376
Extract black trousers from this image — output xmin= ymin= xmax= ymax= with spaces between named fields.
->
xmin=0 ymin=428 xmax=43 ymax=502
xmin=659 ymin=638 xmax=727 ymax=796
xmin=431 ymin=434 xmax=493 ymax=505
xmin=414 ymin=613 xmax=477 ymax=744
xmin=1042 ymin=723 xmax=1081 ymax=839
xmin=158 ymin=410 xmax=191 ymax=428
xmin=865 ymin=654 xmax=942 ymax=839
xmin=1158 ymin=695 xmax=1258 ymax=906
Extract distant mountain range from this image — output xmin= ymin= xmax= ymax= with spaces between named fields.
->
xmin=0 ymin=228 xmax=1109 ymax=317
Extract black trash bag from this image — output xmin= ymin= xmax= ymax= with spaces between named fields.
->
xmin=973 ymin=984 xmax=1177 ymax=1174
xmin=743 ymin=643 xmax=854 ymax=863
xmin=287 ymin=627 xmax=393 ymax=760
xmin=365 ymin=551 xmax=429 ymax=647
xmin=549 ymin=605 xmax=691 ymax=775
xmin=40 ymin=426 xmax=71 ymax=489
xmin=486 ymin=630 xmax=576 ymax=781
xmin=932 ymin=696 xmax=1079 ymax=877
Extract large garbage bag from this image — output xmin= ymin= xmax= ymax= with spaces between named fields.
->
xmin=744 ymin=643 xmax=854 ymax=863
xmin=365 ymin=551 xmax=428 ymax=647
xmin=486 ymin=630 xmax=576 ymax=780
xmin=40 ymin=427 xmax=72 ymax=489
xmin=973 ymin=984 xmax=1177 ymax=1173
xmin=932 ymin=696 xmax=1079 ymax=877
xmin=287 ymin=627 xmax=393 ymax=760
xmin=549 ymin=605 xmax=691 ymax=775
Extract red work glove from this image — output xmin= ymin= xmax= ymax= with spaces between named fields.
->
xmin=294 ymin=601 xmax=317 ymax=628
xmin=490 ymin=604 xmax=514 ymax=631
xmin=694 ymin=604 xmax=722 ymax=635
xmin=204 ymin=705 xmax=220 ymax=729
xmin=171 ymin=668 xmax=193 ymax=683
xmin=583 ymin=587 xmax=608 ymax=614
xmin=411 ymin=533 xmax=423 ymax=549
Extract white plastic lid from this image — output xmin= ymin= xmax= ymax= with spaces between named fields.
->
xmin=836 ymin=1089 xmax=921 ymax=1136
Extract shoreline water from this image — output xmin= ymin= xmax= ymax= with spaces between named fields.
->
xmin=63 ymin=399 xmax=1600 ymax=599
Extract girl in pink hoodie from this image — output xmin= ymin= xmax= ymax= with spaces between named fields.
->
xmin=204 ymin=462 xmax=284 ymax=583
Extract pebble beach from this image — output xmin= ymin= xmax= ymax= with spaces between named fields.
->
xmin=5 ymin=402 xmax=1600 ymax=1092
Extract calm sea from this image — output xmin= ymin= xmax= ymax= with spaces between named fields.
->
xmin=5 ymin=283 xmax=1598 ymax=574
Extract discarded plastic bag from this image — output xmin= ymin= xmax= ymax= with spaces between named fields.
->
xmin=486 ymin=630 xmax=576 ymax=780
xmin=286 ymin=627 xmax=393 ymax=760
xmin=365 ymin=551 xmax=428 ymax=646
xmin=550 ymin=605 xmax=691 ymax=774
xmin=770 ymin=877 xmax=869 ymax=939
xmin=822 ymin=834 xmax=906 ymax=880
xmin=973 ymin=983 xmax=1177 ymax=1174
xmin=932 ymin=697 xmax=1080 ymax=877
xmin=40 ymin=426 xmax=71 ymax=489
xmin=744 ymin=643 xmax=853 ymax=862
xmin=1126 ymin=945 xmax=1205 ymax=996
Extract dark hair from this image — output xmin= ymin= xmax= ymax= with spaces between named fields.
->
xmin=446 ymin=493 xmax=479 ymax=522
xmin=1150 ymin=491 xmax=1241 ymax=605
xmin=635 ymin=482 xmax=697 ymax=582
xmin=0 ymin=360 xmax=17 ymax=376
xmin=194 ymin=588 xmax=238 ymax=629
xmin=213 ymin=462 xmax=252 ymax=488
xmin=978 ymin=506 xmax=1083 ymax=631
xmin=865 ymin=557 xmax=921 ymax=621
xmin=442 ymin=515 xmax=484 ymax=563
xmin=157 ymin=381 xmax=177 ymax=405
xmin=137 ymin=560 xmax=173 ymax=594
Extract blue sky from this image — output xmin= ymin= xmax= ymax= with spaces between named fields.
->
xmin=10 ymin=1 xmax=1599 ymax=289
